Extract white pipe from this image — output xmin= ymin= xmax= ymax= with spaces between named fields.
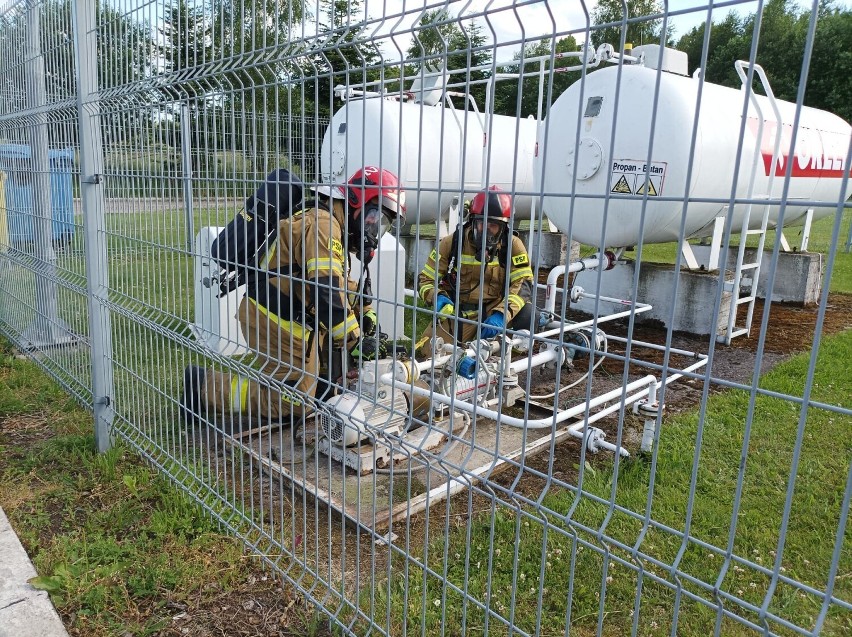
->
xmin=603 ymin=335 xmax=710 ymax=384
xmin=536 ymin=305 xmax=651 ymax=341
xmin=508 ymin=348 xmax=559 ymax=374
xmin=535 ymin=295 xmax=653 ymax=343
xmin=661 ymin=356 xmax=710 ymax=386
xmin=544 ymin=254 xmax=608 ymax=314
xmin=379 ymin=372 xmax=657 ymax=430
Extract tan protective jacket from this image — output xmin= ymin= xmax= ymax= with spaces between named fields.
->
xmin=417 ymin=229 xmax=534 ymax=319
xmin=252 ymin=199 xmax=362 ymax=348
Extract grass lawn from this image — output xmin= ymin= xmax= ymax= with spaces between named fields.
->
xmin=371 ymin=329 xmax=852 ymax=636
xmin=1 ymin=203 xmax=850 ymax=636
xmin=0 ymin=339 xmax=330 ymax=637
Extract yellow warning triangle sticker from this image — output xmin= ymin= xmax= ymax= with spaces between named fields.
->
xmin=611 ymin=175 xmax=632 ymax=194
xmin=636 ymin=178 xmax=658 ymax=196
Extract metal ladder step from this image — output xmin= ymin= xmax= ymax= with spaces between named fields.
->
xmin=729 ymin=327 xmax=750 ymax=339
xmin=735 ymin=295 xmax=756 ymax=305
xmin=723 ymin=280 xmax=756 ymax=292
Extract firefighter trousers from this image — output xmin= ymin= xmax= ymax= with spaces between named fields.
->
xmin=201 ymin=297 xmax=319 ymax=422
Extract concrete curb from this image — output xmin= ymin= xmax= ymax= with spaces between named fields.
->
xmin=0 ymin=507 xmax=69 ymax=637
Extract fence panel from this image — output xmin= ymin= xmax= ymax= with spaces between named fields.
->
xmin=0 ymin=1 xmax=850 ymax=635
xmin=0 ymin=0 xmax=92 ymax=404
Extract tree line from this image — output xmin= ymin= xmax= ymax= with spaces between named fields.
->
xmin=1 ymin=0 xmax=849 ymax=158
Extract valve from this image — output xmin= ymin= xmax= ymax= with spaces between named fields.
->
xmin=565 ymin=327 xmax=606 ymax=366
xmin=542 ymin=342 xmax=569 ymax=370
xmin=456 ymin=356 xmax=477 ymax=380
xmin=583 ymin=427 xmax=608 ymax=454
xmin=511 ymin=330 xmax=532 ymax=355
xmin=570 ymin=286 xmax=585 ymax=303
xmin=633 ymin=398 xmax=662 ymax=417
xmin=634 ymin=398 xmax=663 ymax=454
xmin=595 ymin=43 xmax=615 ymax=62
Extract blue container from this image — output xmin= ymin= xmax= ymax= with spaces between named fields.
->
xmin=0 ymin=144 xmax=75 ymax=247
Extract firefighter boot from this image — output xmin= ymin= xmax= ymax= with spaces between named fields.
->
xmin=180 ymin=365 xmax=207 ymax=425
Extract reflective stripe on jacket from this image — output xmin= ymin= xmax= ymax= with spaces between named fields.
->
xmin=252 ymin=201 xmax=361 ymax=348
xmin=417 ymin=230 xmax=534 ymax=320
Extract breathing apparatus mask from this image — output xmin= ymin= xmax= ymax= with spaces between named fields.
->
xmin=469 ymin=217 xmax=506 ymax=263
xmin=351 ymin=203 xmax=392 ymax=264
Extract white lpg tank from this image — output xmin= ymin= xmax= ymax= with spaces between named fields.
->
xmin=321 ymin=97 xmax=537 ymax=222
xmin=537 ymin=46 xmax=852 ymax=248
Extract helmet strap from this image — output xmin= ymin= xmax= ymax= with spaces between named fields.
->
xmin=347 ymin=186 xmax=360 ymax=207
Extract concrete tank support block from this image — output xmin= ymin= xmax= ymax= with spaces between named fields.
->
xmin=566 ymin=261 xmax=732 ymax=337
xmin=689 ymin=246 xmax=823 ymax=306
xmin=565 ymin=248 xmax=822 ymax=336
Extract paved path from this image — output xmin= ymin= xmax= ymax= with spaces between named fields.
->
xmin=0 ymin=507 xmax=68 ymax=637
xmin=73 ymin=197 xmax=239 ymax=215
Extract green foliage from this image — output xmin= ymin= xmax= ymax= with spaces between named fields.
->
xmin=0 ymin=341 xmax=332 ymax=636
xmin=676 ymin=0 xmax=852 ymax=122
xmin=0 ymin=375 xmax=242 ymax=635
xmin=675 ymin=12 xmax=750 ymax=88
xmin=0 ymin=344 xmax=78 ymax=419
xmin=0 ymin=0 xmax=153 ymax=148
xmin=805 ymin=3 xmax=852 ymax=123
xmin=308 ymin=0 xmax=384 ymax=117
xmin=591 ymin=0 xmax=673 ymax=49
xmin=158 ymin=0 xmax=211 ymax=98
xmin=492 ymin=36 xmax=581 ymax=118
xmin=156 ymin=0 xmax=309 ymax=172
xmin=405 ymin=9 xmax=492 ymax=109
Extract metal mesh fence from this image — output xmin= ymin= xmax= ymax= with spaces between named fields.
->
xmin=0 ymin=0 xmax=850 ymax=635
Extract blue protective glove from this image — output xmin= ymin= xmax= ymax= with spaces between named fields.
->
xmin=481 ymin=311 xmax=505 ymax=339
xmin=435 ymin=294 xmax=455 ymax=316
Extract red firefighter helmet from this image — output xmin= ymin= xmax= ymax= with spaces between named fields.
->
xmin=468 ymin=185 xmax=511 ymax=262
xmin=314 ymin=166 xmax=407 ymax=223
xmin=344 ymin=166 xmax=406 ymax=223
xmin=317 ymin=167 xmax=407 ymax=263
xmin=469 ymin=185 xmax=511 ymax=221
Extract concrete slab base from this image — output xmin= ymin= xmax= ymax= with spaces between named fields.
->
xmin=0 ymin=508 xmax=68 ymax=637
xmin=688 ymin=245 xmax=823 ymax=306
xmin=229 ymin=413 xmax=590 ymax=532
xmin=562 ymin=248 xmax=822 ymax=336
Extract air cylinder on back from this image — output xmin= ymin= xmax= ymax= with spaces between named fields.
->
xmin=535 ymin=48 xmax=852 ymax=248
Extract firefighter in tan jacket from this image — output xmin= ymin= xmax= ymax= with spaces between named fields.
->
xmin=415 ymin=186 xmax=535 ymax=358
xmin=181 ymin=167 xmax=406 ymax=432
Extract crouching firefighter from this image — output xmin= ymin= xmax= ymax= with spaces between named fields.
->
xmin=415 ymin=185 xmax=535 ymax=358
xmin=181 ymin=167 xmax=406 ymax=432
